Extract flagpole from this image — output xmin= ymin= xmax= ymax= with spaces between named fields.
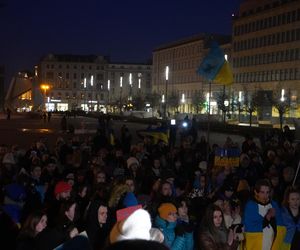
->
xmin=206 ymin=81 xmax=211 ymax=163
xmin=293 ymin=159 xmax=300 ymax=187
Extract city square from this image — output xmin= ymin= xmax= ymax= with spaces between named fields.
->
xmin=0 ymin=0 xmax=299 ymax=250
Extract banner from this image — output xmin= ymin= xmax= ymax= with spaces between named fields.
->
xmin=214 ymin=148 xmax=240 ymax=168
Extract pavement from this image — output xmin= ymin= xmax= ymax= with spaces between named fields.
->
xmin=0 ymin=112 xmax=260 ymax=149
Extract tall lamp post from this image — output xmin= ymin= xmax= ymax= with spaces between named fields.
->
xmin=138 ymin=73 xmax=142 ymax=95
xmin=119 ymin=75 xmax=123 ymax=112
xmin=164 ymin=66 xmax=169 ymax=119
xmin=90 ymin=75 xmax=94 ymax=111
xmin=129 ymin=73 xmax=132 ymax=101
xmin=40 ymin=84 xmax=50 ymax=111
xmin=83 ymin=78 xmax=87 ymax=111
xmin=107 ymin=79 xmax=110 ymax=112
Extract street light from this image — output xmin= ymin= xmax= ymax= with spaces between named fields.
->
xmin=164 ymin=66 xmax=169 ymax=119
xmin=120 ymin=75 xmax=123 ymax=112
xmin=40 ymin=84 xmax=50 ymax=111
xmin=107 ymin=79 xmax=110 ymax=112
xmin=281 ymin=89 xmax=285 ymax=102
xmin=129 ymin=73 xmax=132 ymax=101
xmin=181 ymin=93 xmax=185 ymax=113
xmin=84 ymin=77 xmax=87 ymax=111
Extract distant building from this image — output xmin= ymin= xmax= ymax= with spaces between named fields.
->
xmin=37 ymin=54 xmax=152 ymax=112
xmin=0 ymin=66 xmax=4 ymax=111
xmin=152 ymin=33 xmax=231 ymax=114
xmin=5 ymin=71 xmax=38 ymax=112
xmin=232 ymin=0 xmax=300 ymax=120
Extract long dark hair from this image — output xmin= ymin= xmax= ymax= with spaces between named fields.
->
xmin=200 ymin=204 xmax=227 ymax=243
xmin=282 ymin=186 xmax=300 ymax=208
xmin=20 ymin=210 xmax=47 ymax=238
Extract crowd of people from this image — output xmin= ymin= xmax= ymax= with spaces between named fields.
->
xmin=0 ymin=119 xmax=299 ymax=250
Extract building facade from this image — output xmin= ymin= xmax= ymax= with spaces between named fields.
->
xmin=152 ymin=34 xmax=232 ymax=115
xmin=232 ymin=0 xmax=300 ymax=120
xmin=38 ymin=54 xmax=152 ymax=112
xmin=0 ymin=66 xmax=4 ymax=111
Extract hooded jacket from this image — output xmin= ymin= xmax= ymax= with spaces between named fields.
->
xmin=154 ymin=216 xmax=193 ymax=250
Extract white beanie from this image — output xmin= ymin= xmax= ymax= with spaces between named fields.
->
xmin=127 ymin=157 xmax=139 ymax=168
xmin=110 ymin=209 xmax=151 ymax=243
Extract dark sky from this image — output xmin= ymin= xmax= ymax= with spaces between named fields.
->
xmin=0 ymin=0 xmax=243 ymax=86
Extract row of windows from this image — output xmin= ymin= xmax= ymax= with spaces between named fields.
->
xmin=233 ymin=48 xmax=300 ymax=67
xmin=234 ymin=28 xmax=300 ymax=51
xmin=110 ymin=65 xmax=151 ymax=70
xmin=45 ymin=72 xmax=104 ymax=81
xmin=49 ymin=92 xmax=104 ymax=100
xmin=234 ymin=8 xmax=300 ymax=36
xmin=235 ymin=68 xmax=300 ymax=83
xmin=46 ymin=64 xmax=105 ymax=70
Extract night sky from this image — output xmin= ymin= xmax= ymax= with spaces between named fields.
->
xmin=0 ymin=0 xmax=243 ymax=86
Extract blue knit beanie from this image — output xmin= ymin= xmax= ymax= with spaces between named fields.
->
xmin=122 ymin=192 xmax=138 ymax=208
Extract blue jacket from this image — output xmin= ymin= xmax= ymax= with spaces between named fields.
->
xmin=154 ymin=216 xmax=193 ymax=250
xmin=281 ymin=206 xmax=300 ymax=245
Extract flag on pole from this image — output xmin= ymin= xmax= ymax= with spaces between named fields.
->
xmin=197 ymin=41 xmax=233 ymax=85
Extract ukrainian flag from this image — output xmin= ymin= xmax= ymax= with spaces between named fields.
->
xmin=197 ymin=41 xmax=233 ymax=85
xmin=137 ymin=127 xmax=169 ymax=144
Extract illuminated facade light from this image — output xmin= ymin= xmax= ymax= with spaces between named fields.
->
xmin=281 ymin=89 xmax=285 ymax=102
xmin=138 ymin=78 xmax=141 ymax=89
xmin=165 ymin=66 xmax=169 ymax=80
xmin=91 ymin=75 xmax=94 ymax=86
xmin=120 ymin=76 xmax=123 ymax=87
xmin=181 ymin=93 xmax=185 ymax=103
xmin=107 ymin=80 xmax=110 ymax=90
xmin=238 ymin=91 xmax=242 ymax=102
xmin=129 ymin=73 xmax=132 ymax=85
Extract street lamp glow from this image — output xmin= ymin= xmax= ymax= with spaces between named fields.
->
xmin=181 ymin=93 xmax=185 ymax=103
xmin=162 ymin=94 xmax=165 ymax=103
xmin=224 ymin=54 xmax=228 ymax=61
xmin=91 ymin=75 xmax=94 ymax=86
xmin=206 ymin=92 xmax=210 ymax=102
xmin=107 ymin=80 xmax=110 ymax=90
xmin=120 ymin=76 xmax=123 ymax=87
xmin=84 ymin=78 xmax=87 ymax=88
xmin=40 ymin=84 xmax=50 ymax=91
xmin=129 ymin=73 xmax=132 ymax=85
xmin=165 ymin=66 xmax=169 ymax=81
xmin=238 ymin=91 xmax=242 ymax=102
xmin=138 ymin=78 xmax=141 ymax=89
xmin=281 ymin=89 xmax=285 ymax=102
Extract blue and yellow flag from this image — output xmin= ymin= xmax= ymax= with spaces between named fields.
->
xmin=137 ymin=126 xmax=169 ymax=144
xmin=197 ymin=41 xmax=233 ymax=85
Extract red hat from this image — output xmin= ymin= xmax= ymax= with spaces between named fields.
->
xmin=54 ymin=181 xmax=72 ymax=196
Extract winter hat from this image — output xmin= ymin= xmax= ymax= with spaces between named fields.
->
xmin=54 ymin=181 xmax=72 ymax=196
xmin=158 ymin=203 xmax=177 ymax=221
xmin=198 ymin=161 xmax=207 ymax=171
xmin=2 ymin=152 xmax=16 ymax=165
xmin=127 ymin=157 xmax=139 ymax=168
xmin=4 ymin=183 xmax=26 ymax=202
xmin=122 ymin=192 xmax=138 ymax=208
xmin=237 ymin=179 xmax=250 ymax=192
xmin=110 ymin=208 xmax=152 ymax=243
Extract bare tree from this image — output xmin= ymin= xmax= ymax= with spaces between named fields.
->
xmin=216 ymin=86 xmax=229 ymax=123
xmin=168 ymin=92 xmax=180 ymax=113
xmin=270 ymin=84 xmax=291 ymax=130
xmin=132 ymin=95 xmax=145 ymax=110
xmin=191 ymin=91 xmax=206 ymax=114
xmin=243 ymin=87 xmax=260 ymax=127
